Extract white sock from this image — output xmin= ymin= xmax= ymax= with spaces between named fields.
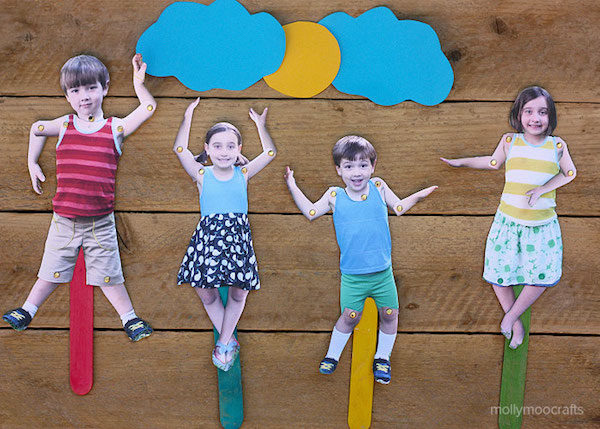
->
xmin=22 ymin=301 xmax=38 ymax=318
xmin=325 ymin=327 xmax=352 ymax=361
xmin=374 ymin=330 xmax=397 ymax=360
xmin=120 ymin=309 xmax=137 ymax=326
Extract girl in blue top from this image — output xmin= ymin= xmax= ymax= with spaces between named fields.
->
xmin=173 ymin=98 xmax=276 ymax=371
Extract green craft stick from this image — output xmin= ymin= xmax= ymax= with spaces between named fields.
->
xmin=498 ymin=285 xmax=531 ymax=429
xmin=213 ymin=287 xmax=244 ymax=429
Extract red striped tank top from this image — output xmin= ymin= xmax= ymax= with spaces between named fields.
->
xmin=52 ymin=115 xmax=120 ymax=217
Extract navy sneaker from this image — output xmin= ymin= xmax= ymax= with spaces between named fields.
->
xmin=319 ymin=357 xmax=338 ymax=374
xmin=373 ymin=358 xmax=391 ymax=384
xmin=124 ymin=318 xmax=153 ymax=341
xmin=3 ymin=308 xmax=32 ymax=331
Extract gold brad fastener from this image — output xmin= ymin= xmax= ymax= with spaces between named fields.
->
xmin=198 ymin=168 xmax=205 ymax=175
xmin=361 ymin=194 xmax=367 ymax=201
xmin=557 ymin=141 xmax=563 ymax=148
xmin=104 ymin=276 xmax=110 ymax=283
xmin=386 ymin=308 xmax=393 ymax=315
xmin=88 ymin=116 xmax=94 ymax=122
xmin=396 ymin=205 xmax=403 ymax=212
xmin=241 ymin=167 xmax=248 ymax=174
xmin=117 ymin=125 xmax=124 ymax=133
xmin=506 ymin=136 xmax=512 ymax=143
xmin=268 ymin=150 xmax=275 ymax=156
xmin=490 ymin=159 xmax=497 ymax=166
xmin=63 ymin=121 xmax=68 ymax=128
xmin=53 ymin=272 xmax=60 ymax=278
xmin=176 ymin=146 xmax=183 ymax=153
xmin=567 ymin=170 xmax=574 ymax=176
xmin=147 ymin=105 xmax=154 ymax=111
xmin=309 ymin=209 xmax=316 ymax=216
xmin=37 ymin=125 xmax=44 ymax=132
xmin=349 ymin=311 xmax=357 ymax=319
xmin=330 ymin=190 xmax=337 ymax=197
xmin=375 ymin=181 xmax=381 ymax=187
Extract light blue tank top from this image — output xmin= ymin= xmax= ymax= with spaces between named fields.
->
xmin=332 ymin=180 xmax=392 ymax=275
xmin=198 ymin=166 xmax=248 ymax=216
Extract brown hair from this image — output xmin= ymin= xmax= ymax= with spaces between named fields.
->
xmin=60 ymin=55 xmax=109 ymax=94
xmin=509 ymin=86 xmax=556 ymax=135
xmin=195 ymin=122 xmax=242 ymax=163
xmin=332 ymin=135 xmax=377 ymax=167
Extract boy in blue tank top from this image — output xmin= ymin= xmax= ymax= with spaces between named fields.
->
xmin=285 ymin=136 xmax=436 ymax=384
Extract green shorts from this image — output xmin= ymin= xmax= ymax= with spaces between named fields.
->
xmin=340 ymin=266 xmax=399 ymax=312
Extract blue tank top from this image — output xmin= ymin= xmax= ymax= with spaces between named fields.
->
xmin=198 ymin=166 xmax=248 ymax=216
xmin=332 ymin=180 xmax=392 ymax=275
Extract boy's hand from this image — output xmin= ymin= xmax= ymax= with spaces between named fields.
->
xmin=249 ymin=107 xmax=268 ymax=128
xmin=184 ymin=97 xmax=200 ymax=120
xmin=284 ymin=166 xmax=296 ymax=187
xmin=29 ymin=163 xmax=46 ymax=194
xmin=132 ymin=53 xmax=147 ymax=83
xmin=525 ymin=187 xmax=543 ymax=206
xmin=440 ymin=157 xmax=462 ymax=167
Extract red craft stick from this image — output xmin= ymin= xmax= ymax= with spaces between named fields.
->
xmin=69 ymin=248 xmax=94 ymax=395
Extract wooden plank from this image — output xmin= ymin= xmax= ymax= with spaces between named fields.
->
xmin=348 ymin=298 xmax=378 ymax=429
xmin=69 ymin=249 xmax=94 ymax=395
xmin=0 ymin=331 xmax=597 ymax=428
xmin=1 ymin=213 xmax=598 ymax=333
xmin=1 ymin=98 xmax=599 ymax=215
xmin=1 ymin=1 xmax=600 ymax=102
xmin=498 ymin=286 xmax=531 ymax=429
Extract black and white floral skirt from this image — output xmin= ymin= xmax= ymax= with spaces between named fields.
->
xmin=177 ymin=213 xmax=260 ymax=290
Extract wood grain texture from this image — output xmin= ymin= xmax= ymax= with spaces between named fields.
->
xmin=1 ymin=1 xmax=600 ymax=102
xmin=1 ymin=213 xmax=598 ymax=334
xmin=1 ymin=98 xmax=598 ymax=215
xmin=0 ymin=331 xmax=597 ymax=428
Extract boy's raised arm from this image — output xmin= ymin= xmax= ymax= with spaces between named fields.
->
xmin=119 ymin=54 xmax=157 ymax=137
xmin=285 ymin=166 xmax=332 ymax=221
xmin=377 ymin=177 xmax=437 ymax=215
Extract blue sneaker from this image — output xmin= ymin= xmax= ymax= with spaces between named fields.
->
xmin=3 ymin=308 xmax=32 ymax=331
xmin=319 ymin=357 xmax=338 ymax=374
xmin=124 ymin=318 xmax=153 ymax=341
xmin=373 ymin=358 xmax=391 ymax=384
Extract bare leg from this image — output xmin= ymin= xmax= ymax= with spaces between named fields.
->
xmin=492 ymin=285 xmax=525 ymax=348
xmin=335 ymin=307 xmax=363 ymax=334
xmin=500 ymin=285 xmax=545 ymax=341
xmin=100 ymin=284 xmax=134 ymax=316
xmin=195 ymin=287 xmax=225 ymax=333
xmin=218 ymin=287 xmax=249 ymax=345
xmin=378 ymin=307 xmax=398 ymax=335
xmin=25 ymin=278 xmax=61 ymax=308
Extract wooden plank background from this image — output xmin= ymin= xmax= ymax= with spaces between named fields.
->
xmin=1 ymin=0 xmax=599 ymax=428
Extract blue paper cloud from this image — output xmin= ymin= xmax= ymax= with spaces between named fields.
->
xmin=136 ymin=0 xmax=285 ymax=91
xmin=319 ymin=7 xmax=454 ymax=106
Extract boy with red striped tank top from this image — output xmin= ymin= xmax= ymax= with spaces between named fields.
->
xmin=3 ymin=54 xmax=156 ymax=341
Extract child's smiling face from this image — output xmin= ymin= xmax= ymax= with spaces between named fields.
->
xmin=520 ymin=96 xmax=549 ymax=137
xmin=335 ymin=156 xmax=376 ymax=194
xmin=205 ymin=129 xmax=241 ymax=169
xmin=65 ymin=80 xmax=108 ymax=119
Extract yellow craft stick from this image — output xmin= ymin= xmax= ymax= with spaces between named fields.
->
xmin=348 ymin=298 xmax=378 ymax=429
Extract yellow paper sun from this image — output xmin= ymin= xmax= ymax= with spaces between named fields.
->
xmin=264 ymin=21 xmax=341 ymax=98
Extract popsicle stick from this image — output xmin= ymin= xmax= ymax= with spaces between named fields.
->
xmin=213 ymin=287 xmax=244 ymax=429
xmin=69 ymin=248 xmax=94 ymax=395
xmin=498 ymin=285 xmax=531 ymax=429
xmin=348 ymin=297 xmax=378 ymax=429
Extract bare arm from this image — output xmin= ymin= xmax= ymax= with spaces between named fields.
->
xmin=116 ymin=54 xmax=157 ymax=140
xmin=440 ymin=134 xmax=511 ymax=170
xmin=173 ymin=98 xmax=205 ymax=182
xmin=243 ymin=108 xmax=277 ymax=179
xmin=375 ymin=177 xmax=437 ymax=215
xmin=28 ymin=116 xmax=66 ymax=194
xmin=284 ymin=166 xmax=333 ymax=221
xmin=525 ymin=138 xmax=577 ymax=205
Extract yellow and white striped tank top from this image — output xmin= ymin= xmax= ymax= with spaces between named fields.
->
xmin=498 ymin=133 xmax=559 ymax=226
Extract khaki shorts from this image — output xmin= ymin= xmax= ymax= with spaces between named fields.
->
xmin=38 ymin=212 xmax=124 ymax=286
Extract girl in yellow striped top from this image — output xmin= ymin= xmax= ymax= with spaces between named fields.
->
xmin=441 ymin=86 xmax=577 ymax=349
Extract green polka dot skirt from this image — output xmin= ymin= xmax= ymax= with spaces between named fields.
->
xmin=483 ymin=211 xmax=562 ymax=287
